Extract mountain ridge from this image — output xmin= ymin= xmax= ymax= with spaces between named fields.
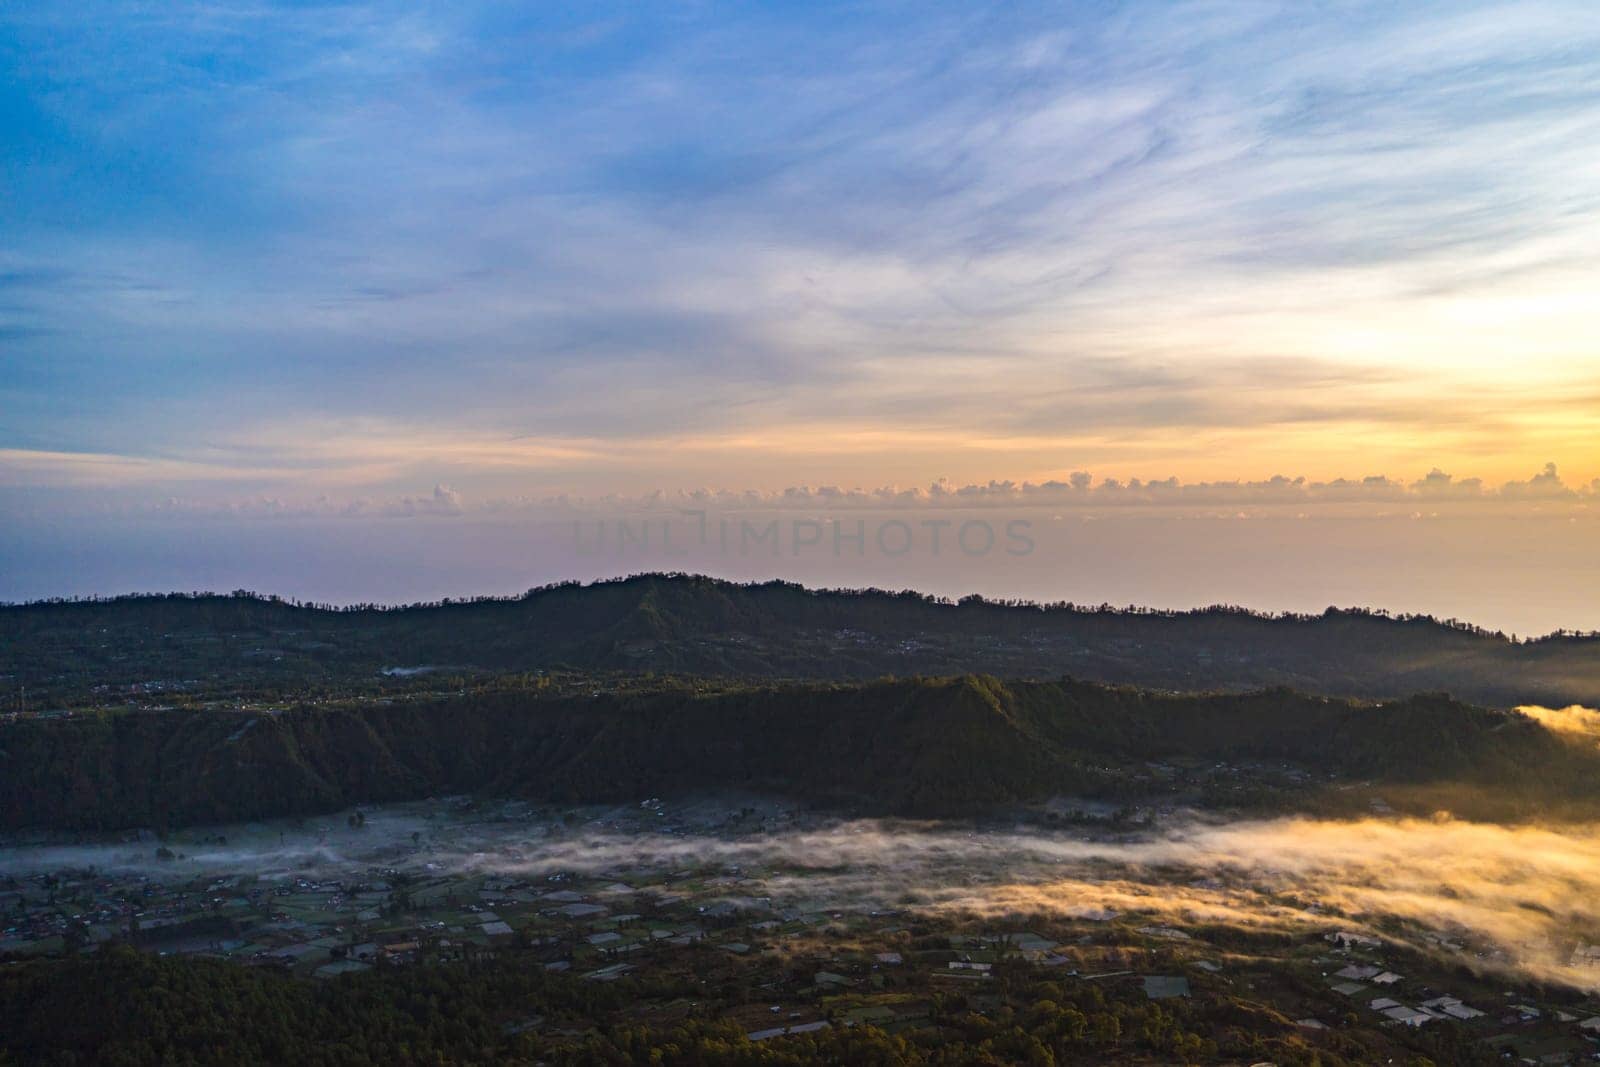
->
xmin=5 ymin=573 xmax=1599 ymax=708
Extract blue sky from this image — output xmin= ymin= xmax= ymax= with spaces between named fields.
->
xmin=3 ymin=0 xmax=1599 ymax=516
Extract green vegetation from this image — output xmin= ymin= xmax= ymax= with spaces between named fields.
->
xmin=0 ymin=941 xmax=1484 ymax=1066
xmin=6 ymin=574 xmax=1597 ymax=1063
xmin=3 ymin=675 xmax=1592 ymax=831
xmin=5 ymin=573 xmax=1600 ymax=709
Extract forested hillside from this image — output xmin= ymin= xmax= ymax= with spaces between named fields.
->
xmin=0 ymin=941 xmax=1483 ymax=1067
xmin=1 ymin=676 xmax=1590 ymax=832
xmin=6 ymin=574 xmax=1599 ymax=710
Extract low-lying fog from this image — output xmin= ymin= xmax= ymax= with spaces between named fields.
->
xmin=1519 ymin=704 xmax=1600 ymax=748
xmin=6 ymin=797 xmax=1600 ymax=991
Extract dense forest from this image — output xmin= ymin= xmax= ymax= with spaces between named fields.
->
xmin=1 ymin=675 xmax=1591 ymax=832
xmin=5 ymin=574 xmax=1599 ymax=710
xmin=0 ymin=942 xmax=1476 ymax=1067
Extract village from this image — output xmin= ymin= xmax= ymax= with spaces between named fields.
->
xmin=2 ymin=795 xmax=1600 ymax=1063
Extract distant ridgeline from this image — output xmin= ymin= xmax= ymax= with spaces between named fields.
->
xmin=4 ymin=573 xmax=1600 ymax=708
xmin=1 ymin=676 xmax=1595 ymax=832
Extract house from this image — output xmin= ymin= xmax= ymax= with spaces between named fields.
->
xmin=748 ymin=1021 xmax=830 ymax=1042
xmin=1327 ymin=931 xmax=1381 ymax=949
xmin=542 ymin=890 xmax=585 ymax=904
xmin=1143 ymin=976 xmax=1191 ymax=1000
xmin=313 ymin=959 xmax=370 ymax=979
xmin=1442 ymin=1003 xmax=1486 ymax=1021
xmin=999 ymin=932 xmax=1057 ymax=954
xmin=558 ymin=903 xmax=607 ymax=919
xmin=1420 ymin=996 xmax=1486 ymax=1021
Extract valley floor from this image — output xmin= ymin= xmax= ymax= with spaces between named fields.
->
xmin=4 ymin=796 xmax=1600 ymax=1064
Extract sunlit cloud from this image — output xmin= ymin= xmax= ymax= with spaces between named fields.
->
xmin=2 ymin=1 xmax=1599 ymax=500
xmin=1518 ymin=705 xmax=1600 ymax=748
xmin=5 ymin=438 xmax=1597 ymax=523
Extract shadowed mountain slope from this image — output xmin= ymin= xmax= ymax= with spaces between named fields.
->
xmin=1 ymin=676 xmax=1590 ymax=831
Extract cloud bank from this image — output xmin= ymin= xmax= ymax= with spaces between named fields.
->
xmin=8 ymin=462 xmax=1597 ymax=521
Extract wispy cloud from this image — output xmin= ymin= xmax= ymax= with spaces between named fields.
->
xmin=2 ymin=1 xmax=1598 ymax=495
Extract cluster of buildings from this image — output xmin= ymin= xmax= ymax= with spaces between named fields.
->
xmin=4 ymin=797 xmax=1600 ymax=1063
xmin=1318 ymin=934 xmax=1600 ymax=1064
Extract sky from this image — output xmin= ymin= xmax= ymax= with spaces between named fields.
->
xmin=3 ymin=1 xmax=1600 ymax=624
